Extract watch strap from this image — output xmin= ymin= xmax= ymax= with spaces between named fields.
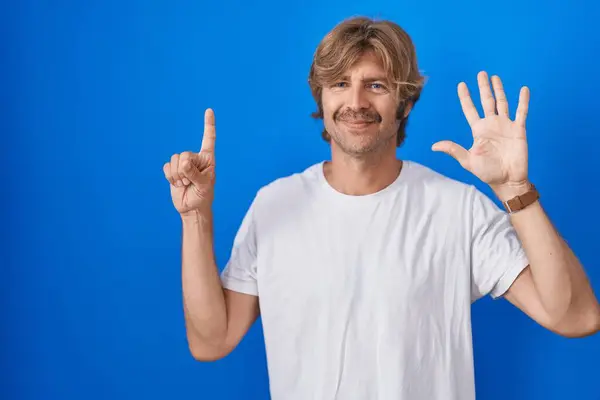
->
xmin=502 ymin=184 xmax=540 ymax=213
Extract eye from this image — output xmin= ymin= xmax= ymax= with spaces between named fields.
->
xmin=333 ymin=81 xmax=348 ymax=88
xmin=368 ymin=82 xmax=390 ymax=94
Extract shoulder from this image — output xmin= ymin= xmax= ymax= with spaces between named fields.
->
xmin=403 ymin=160 xmax=477 ymax=200
xmin=406 ymin=161 xmax=507 ymax=223
xmin=249 ymin=161 xmax=324 ymax=213
xmin=401 ymin=160 xmax=507 ymax=228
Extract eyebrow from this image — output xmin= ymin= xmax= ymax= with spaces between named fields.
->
xmin=338 ymin=75 xmax=389 ymax=83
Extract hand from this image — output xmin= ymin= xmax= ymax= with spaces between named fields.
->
xmin=432 ymin=71 xmax=531 ymax=200
xmin=163 ymin=108 xmax=216 ymax=216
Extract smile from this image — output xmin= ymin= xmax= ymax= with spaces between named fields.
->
xmin=342 ymin=120 xmax=374 ymax=127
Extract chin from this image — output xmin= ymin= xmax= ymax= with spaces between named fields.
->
xmin=333 ymin=134 xmax=386 ymax=155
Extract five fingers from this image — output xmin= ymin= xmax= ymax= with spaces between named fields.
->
xmin=458 ymin=71 xmax=529 ymax=127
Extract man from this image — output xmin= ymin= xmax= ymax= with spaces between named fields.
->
xmin=163 ymin=16 xmax=600 ymax=400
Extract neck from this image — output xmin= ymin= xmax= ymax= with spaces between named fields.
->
xmin=323 ymin=145 xmax=402 ymax=196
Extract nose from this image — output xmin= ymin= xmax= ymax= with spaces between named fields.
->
xmin=348 ymin=85 xmax=370 ymax=110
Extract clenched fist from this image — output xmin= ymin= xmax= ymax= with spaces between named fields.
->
xmin=164 ymin=108 xmax=216 ymax=216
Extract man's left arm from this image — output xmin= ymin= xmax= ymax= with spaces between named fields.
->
xmin=495 ymin=184 xmax=600 ymax=338
xmin=432 ymin=71 xmax=600 ymax=338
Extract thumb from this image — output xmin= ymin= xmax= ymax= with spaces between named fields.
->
xmin=432 ymin=140 xmax=470 ymax=169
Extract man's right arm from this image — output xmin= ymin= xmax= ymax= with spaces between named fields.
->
xmin=180 ymin=208 xmax=259 ymax=361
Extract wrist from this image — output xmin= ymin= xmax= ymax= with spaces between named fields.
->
xmin=180 ymin=207 xmax=212 ymax=224
xmin=491 ymin=180 xmax=532 ymax=203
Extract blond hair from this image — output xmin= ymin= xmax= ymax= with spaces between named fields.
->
xmin=308 ymin=16 xmax=426 ymax=147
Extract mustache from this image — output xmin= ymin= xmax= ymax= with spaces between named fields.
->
xmin=334 ymin=109 xmax=382 ymax=123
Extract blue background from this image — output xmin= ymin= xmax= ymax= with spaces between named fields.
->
xmin=2 ymin=0 xmax=599 ymax=399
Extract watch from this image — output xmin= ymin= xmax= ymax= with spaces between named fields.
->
xmin=502 ymin=184 xmax=540 ymax=213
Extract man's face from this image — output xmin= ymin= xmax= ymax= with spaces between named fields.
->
xmin=321 ymin=51 xmax=403 ymax=156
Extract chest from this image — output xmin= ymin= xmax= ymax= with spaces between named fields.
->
xmin=255 ymin=202 xmax=470 ymax=313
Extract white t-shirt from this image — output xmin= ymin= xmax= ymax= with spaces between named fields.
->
xmin=220 ymin=160 xmax=529 ymax=400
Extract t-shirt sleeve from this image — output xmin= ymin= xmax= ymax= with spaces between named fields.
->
xmin=469 ymin=185 xmax=530 ymax=302
xmin=220 ymin=197 xmax=259 ymax=297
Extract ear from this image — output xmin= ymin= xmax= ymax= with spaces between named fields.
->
xmin=403 ymin=102 xmax=413 ymax=118
xmin=397 ymin=100 xmax=413 ymax=120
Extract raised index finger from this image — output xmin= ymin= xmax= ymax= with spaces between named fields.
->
xmin=201 ymin=108 xmax=216 ymax=152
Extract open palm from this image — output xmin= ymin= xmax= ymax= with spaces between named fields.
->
xmin=433 ymin=71 xmax=530 ymax=188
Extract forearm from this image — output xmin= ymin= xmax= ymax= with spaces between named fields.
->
xmin=180 ymin=208 xmax=228 ymax=350
xmin=502 ymin=192 xmax=599 ymax=326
